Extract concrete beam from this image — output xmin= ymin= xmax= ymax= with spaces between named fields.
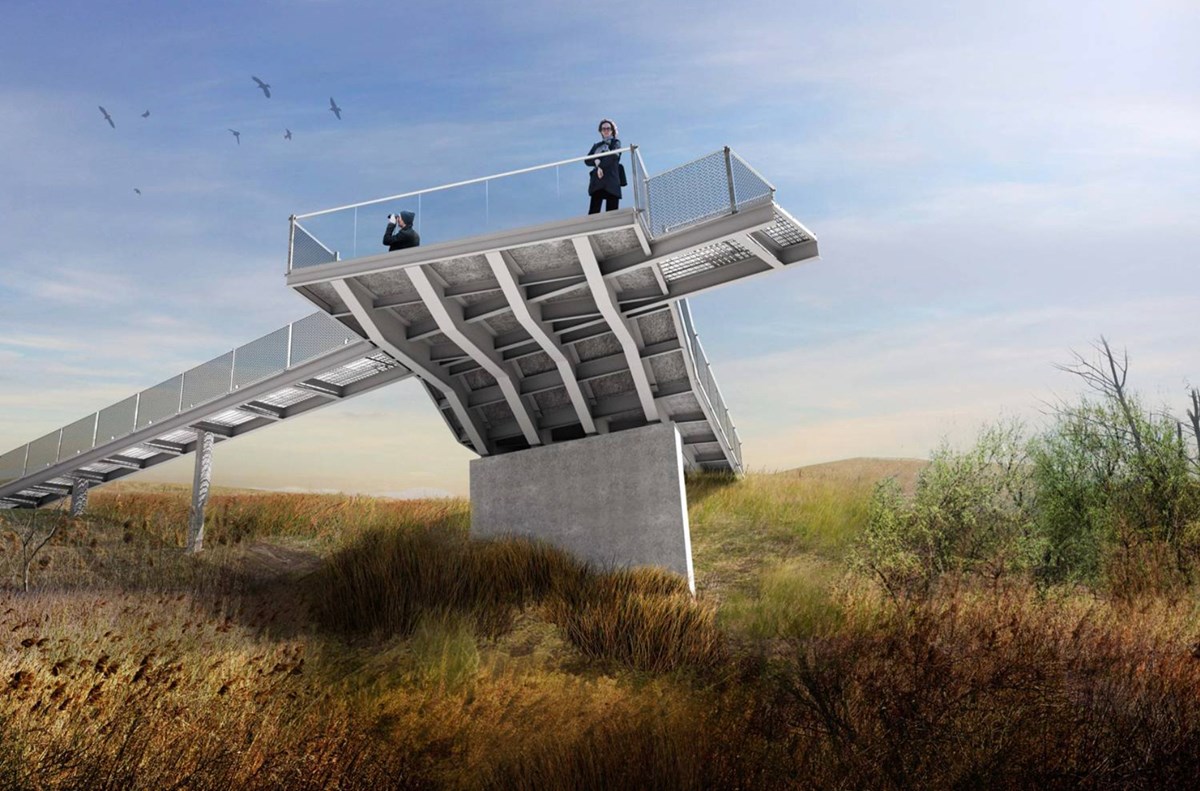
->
xmin=332 ymin=277 xmax=490 ymax=454
xmin=487 ymin=250 xmax=596 ymax=435
xmin=407 ymin=266 xmax=541 ymax=447
xmin=572 ymin=237 xmax=659 ymax=423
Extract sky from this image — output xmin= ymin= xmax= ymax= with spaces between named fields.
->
xmin=1 ymin=0 xmax=1197 ymax=497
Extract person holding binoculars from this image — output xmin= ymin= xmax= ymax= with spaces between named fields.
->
xmin=383 ymin=210 xmax=420 ymax=251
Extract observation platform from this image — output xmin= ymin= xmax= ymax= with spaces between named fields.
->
xmin=286 ymin=146 xmax=818 ymax=473
xmin=0 ymin=144 xmax=818 ymax=583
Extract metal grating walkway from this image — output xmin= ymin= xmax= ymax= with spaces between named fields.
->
xmin=0 ymin=314 xmax=413 ymax=509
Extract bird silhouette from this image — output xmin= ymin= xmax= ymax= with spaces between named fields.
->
xmin=329 ymin=97 xmax=342 ymax=120
xmin=98 ymin=105 xmax=115 ymax=128
xmin=228 ymin=128 xmax=241 ymax=145
xmin=252 ymin=76 xmax=271 ymax=98
xmin=141 ymin=110 xmax=150 ymax=118
xmin=133 ymin=188 xmax=142 ymax=195
xmin=284 ymin=128 xmax=292 ymax=140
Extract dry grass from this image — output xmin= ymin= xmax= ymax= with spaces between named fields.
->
xmin=3 ymin=465 xmax=1200 ymax=789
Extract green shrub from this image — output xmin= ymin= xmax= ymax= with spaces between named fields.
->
xmin=854 ymin=422 xmax=1038 ymax=598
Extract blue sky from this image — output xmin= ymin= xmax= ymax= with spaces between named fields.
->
xmin=2 ymin=0 xmax=1197 ymax=496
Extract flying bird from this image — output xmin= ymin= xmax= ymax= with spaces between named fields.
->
xmin=98 ymin=105 xmax=115 ymax=128
xmin=141 ymin=110 xmax=150 ymax=118
xmin=284 ymin=128 xmax=292 ymax=140
xmin=251 ymin=76 xmax=271 ymax=98
xmin=228 ymin=128 xmax=241 ymax=145
xmin=133 ymin=188 xmax=142 ymax=195
xmin=329 ymin=97 xmax=342 ymax=120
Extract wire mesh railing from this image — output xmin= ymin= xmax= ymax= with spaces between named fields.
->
xmin=287 ymin=146 xmax=775 ymax=271
xmin=0 ymin=313 xmax=361 ymax=487
xmin=676 ymin=299 xmax=742 ymax=471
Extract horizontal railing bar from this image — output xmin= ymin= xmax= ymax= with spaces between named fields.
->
xmin=296 ymin=147 xmax=636 ymax=220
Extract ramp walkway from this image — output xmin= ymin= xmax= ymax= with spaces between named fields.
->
xmin=0 ymin=145 xmax=818 ymax=514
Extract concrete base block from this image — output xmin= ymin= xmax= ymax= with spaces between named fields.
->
xmin=470 ymin=422 xmax=694 ymax=592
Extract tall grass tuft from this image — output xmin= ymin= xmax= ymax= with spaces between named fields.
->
xmin=310 ymin=526 xmax=723 ymax=672
xmin=546 ymin=567 xmax=724 ymax=672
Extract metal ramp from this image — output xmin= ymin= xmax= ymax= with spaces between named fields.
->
xmin=0 ymin=145 xmax=818 ymax=512
xmin=0 ymin=314 xmax=412 ymax=509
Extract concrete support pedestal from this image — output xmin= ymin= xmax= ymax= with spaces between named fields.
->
xmin=470 ymin=422 xmax=694 ymax=592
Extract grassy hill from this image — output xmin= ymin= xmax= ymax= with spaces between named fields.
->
xmin=1 ymin=460 xmax=1197 ymax=790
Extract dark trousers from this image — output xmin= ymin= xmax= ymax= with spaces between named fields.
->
xmin=588 ymin=192 xmax=620 ymax=214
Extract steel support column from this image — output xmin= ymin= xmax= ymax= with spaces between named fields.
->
xmin=187 ymin=430 xmax=214 ymax=553
xmin=69 ymin=478 xmax=90 ymax=517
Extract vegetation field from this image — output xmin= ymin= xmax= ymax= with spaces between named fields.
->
xmin=2 ymin=441 xmax=1199 ymax=790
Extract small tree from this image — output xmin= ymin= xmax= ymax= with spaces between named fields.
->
xmin=1033 ymin=339 xmax=1200 ymax=586
xmin=4 ymin=509 xmax=64 ymax=592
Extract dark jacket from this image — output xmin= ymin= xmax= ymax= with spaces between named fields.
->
xmin=585 ymin=137 xmax=622 ymax=198
xmin=383 ymin=211 xmax=420 ymax=251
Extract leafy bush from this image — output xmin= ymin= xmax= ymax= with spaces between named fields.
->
xmin=854 ymin=422 xmax=1037 ymax=598
xmin=1030 ymin=393 xmax=1200 ymax=590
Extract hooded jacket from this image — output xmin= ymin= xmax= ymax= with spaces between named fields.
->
xmin=383 ymin=210 xmax=420 ymax=251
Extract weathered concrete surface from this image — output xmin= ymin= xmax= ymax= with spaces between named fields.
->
xmin=470 ymin=422 xmax=695 ymax=592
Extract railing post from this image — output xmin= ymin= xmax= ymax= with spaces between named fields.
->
xmin=286 ymin=322 xmax=294 ymax=369
xmin=287 ymin=215 xmax=297 ymax=274
xmin=21 ymin=444 xmax=28 ymax=477
xmin=723 ymin=146 xmax=737 ymax=214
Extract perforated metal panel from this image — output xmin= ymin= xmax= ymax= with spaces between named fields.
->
xmin=26 ymin=431 xmax=61 ymax=471
xmin=233 ymin=327 xmax=290 ymax=389
xmin=645 ymin=151 xmax=732 ymax=237
xmin=728 ymin=154 xmax=773 ymax=210
xmin=182 ymin=352 xmax=233 ymax=409
xmin=59 ymin=414 xmax=98 ymax=458
xmin=659 ymin=239 xmax=752 ymax=283
xmin=96 ymin=396 xmax=138 ymax=443
xmin=291 ymin=223 xmax=338 ymax=270
xmin=0 ymin=447 xmax=26 ymax=485
xmin=291 ymin=313 xmax=357 ymax=366
xmin=137 ymin=376 xmax=183 ymax=430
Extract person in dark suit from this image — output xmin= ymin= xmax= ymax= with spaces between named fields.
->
xmin=585 ymin=119 xmax=622 ymax=214
xmin=383 ymin=210 xmax=420 ymax=250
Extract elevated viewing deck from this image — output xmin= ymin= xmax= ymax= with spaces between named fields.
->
xmin=287 ymin=146 xmax=818 ymax=472
xmin=0 ymin=145 xmax=818 ymax=514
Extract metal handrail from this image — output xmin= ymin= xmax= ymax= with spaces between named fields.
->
xmin=295 ymin=146 xmax=637 ymax=220
xmin=676 ymin=300 xmax=742 ymax=470
xmin=0 ymin=313 xmax=360 ymax=489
